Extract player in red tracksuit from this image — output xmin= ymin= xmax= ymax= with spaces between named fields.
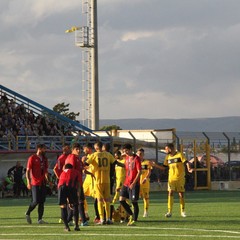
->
xmin=58 ymin=163 xmax=82 ymax=231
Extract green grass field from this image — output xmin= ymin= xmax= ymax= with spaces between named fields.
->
xmin=0 ymin=190 xmax=240 ymax=240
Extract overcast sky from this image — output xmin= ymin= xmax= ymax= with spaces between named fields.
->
xmin=1 ymin=0 xmax=240 ymax=122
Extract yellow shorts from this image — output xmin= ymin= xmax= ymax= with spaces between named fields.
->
xmin=168 ymin=178 xmax=185 ymax=192
xmin=140 ymin=187 xmax=150 ymax=198
xmin=83 ymin=179 xmax=94 ymax=197
xmin=94 ymin=183 xmax=111 ymax=201
xmin=115 ymin=180 xmax=123 ymax=190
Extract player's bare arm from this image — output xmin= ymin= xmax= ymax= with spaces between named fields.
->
xmin=150 ymin=161 xmax=166 ymax=170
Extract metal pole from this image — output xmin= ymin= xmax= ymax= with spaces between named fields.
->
xmin=150 ymin=131 xmax=158 ymax=162
xmin=202 ymin=132 xmax=210 ymax=144
xmin=172 ymin=131 xmax=180 ymax=151
xmin=91 ymin=0 xmax=99 ymax=130
xmin=223 ymin=132 xmax=231 ymax=180
xmin=128 ymin=131 xmax=136 ymax=153
xmin=193 ymin=140 xmax=197 ymax=190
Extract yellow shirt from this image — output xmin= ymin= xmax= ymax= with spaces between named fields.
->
xmin=140 ymin=159 xmax=152 ymax=188
xmin=86 ymin=151 xmax=115 ymax=184
xmin=164 ymin=152 xmax=186 ymax=181
xmin=83 ymin=164 xmax=95 ymax=184
xmin=115 ymin=159 xmax=126 ymax=187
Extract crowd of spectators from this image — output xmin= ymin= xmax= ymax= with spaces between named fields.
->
xmin=0 ymin=92 xmax=73 ymax=140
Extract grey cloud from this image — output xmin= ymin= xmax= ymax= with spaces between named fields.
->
xmin=1 ymin=0 xmax=240 ymax=121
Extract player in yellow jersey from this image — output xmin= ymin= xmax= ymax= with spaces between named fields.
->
xmin=137 ymin=148 xmax=152 ymax=218
xmin=86 ymin=141 xmax=116 ymax=225
xmin=112 ymin=151 xmax=126 ymax=204
xmin=151 ymin=143 xmax=192 ymax=218
xmin=82 ymin=143 xmax=98 ymax=222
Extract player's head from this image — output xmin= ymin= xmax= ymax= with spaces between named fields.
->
xmin=165 ymin=143 xmax=175 ymax=154
xmin=62 ymin=143 xmax=71 ymax=154
xmin=72 ymin=142 xmax=81 ymax=149
xmin=136 ymin=148 xmax=144 ymax=158
xmin=123 ymin=143 xmax=132 ymax=150
xmin=71 ymin=142 xmax=81 ymax=155
xmin=16 ymin=161 xmax=21 ymax=167
xmin=102 ymin=143 xmax=111 ymax=152
xmin=94 ymin=141 xmax=103 ymax=151
xmin=37 ymin=143 xmax=47 ymax=155
xmin=37 ymin=143 xmax=47 ymax=149
xmin=83 ymin=143 xmax=93 ymax=154
xmin=122 ymin=143 xmax=132 ymax=156
xmin=114 ymin=150 xmax=122 ymax=159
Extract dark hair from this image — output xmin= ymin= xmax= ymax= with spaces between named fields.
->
xmin=103 ymin=143 xmax=111 ymax=152
xmin=62 ymin=143 xmax=70 ymax=151
xmin=115 ymin=150 xmax=122 ymax=158
xmin=65 ymin=163 xmax=73 ymax=169
xmin=63 ymin=143 xmax=70 ymax=147
xmin=37 ymin=143 xmax=47 ymax=149
xmin=72 ymin=142 xmax=81 ymax=149
xmin=137 ymin=148 xmax=144 ymax=153
xmin=122 ymin=143 xmax=132 ymax=150
xmin=94 ymin=141 xmax=103 ymax=149
xmin=83 ymin=143 xmax=93 ymax=149
xmin=166 ymin=143 xmax=175 ymax=150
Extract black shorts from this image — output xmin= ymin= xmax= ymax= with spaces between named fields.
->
xmin=120 ymin=184 xmax=140 ymax=201
xmin=31 ymin=185 xmax=46 ymax=204
xmin=58 ymin=185 xmax=78 ymax=205
xmin=79 ymin=185 xmax=85 ymax=203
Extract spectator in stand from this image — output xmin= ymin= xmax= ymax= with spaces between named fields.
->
xmin=0 ymin=94 xmax=69 ymax=138
xmin=8 ymin=99 xmax=16 ymax=112
xmin=27 ymin=110 xmax=35 ymax=124
xmin=1 ymin=93 xmax=9 ymax=104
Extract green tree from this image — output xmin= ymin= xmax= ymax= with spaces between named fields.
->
xmin=53 ymin=102 xmax=80 ymax=121
xmin=100 ymin=125 xmax=122 ymax=131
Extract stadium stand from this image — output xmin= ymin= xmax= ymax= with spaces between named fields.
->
xmin=0 ymin=84 xmax=109 ymax=152
xmin=0 ymin=85 xmax=112 ymax=197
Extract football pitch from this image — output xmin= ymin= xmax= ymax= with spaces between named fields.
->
xmin=0 ymin=190 xmax=239 ymax=240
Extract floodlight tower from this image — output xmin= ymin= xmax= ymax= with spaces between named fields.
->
xmin=66 ymin=0 xmax=99 ymax=130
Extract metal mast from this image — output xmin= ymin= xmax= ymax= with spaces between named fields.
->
xmin=67 ymin=0 xmax=99 ymax=130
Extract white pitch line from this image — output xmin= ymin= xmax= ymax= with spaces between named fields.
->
xmin=1 ymin=225 xmax=240 ymax=234
xmin=0 ymin=233 xmax=240 ymax=239
xmin=0 ymin=225 xmax=240 ymax=239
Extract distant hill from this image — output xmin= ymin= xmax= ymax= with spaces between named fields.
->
xmin=100 ymin=116 xmax=240 ymax=132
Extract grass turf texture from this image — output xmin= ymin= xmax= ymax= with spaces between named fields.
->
xmin=0 ymin=191 xmax=239 ymax=240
